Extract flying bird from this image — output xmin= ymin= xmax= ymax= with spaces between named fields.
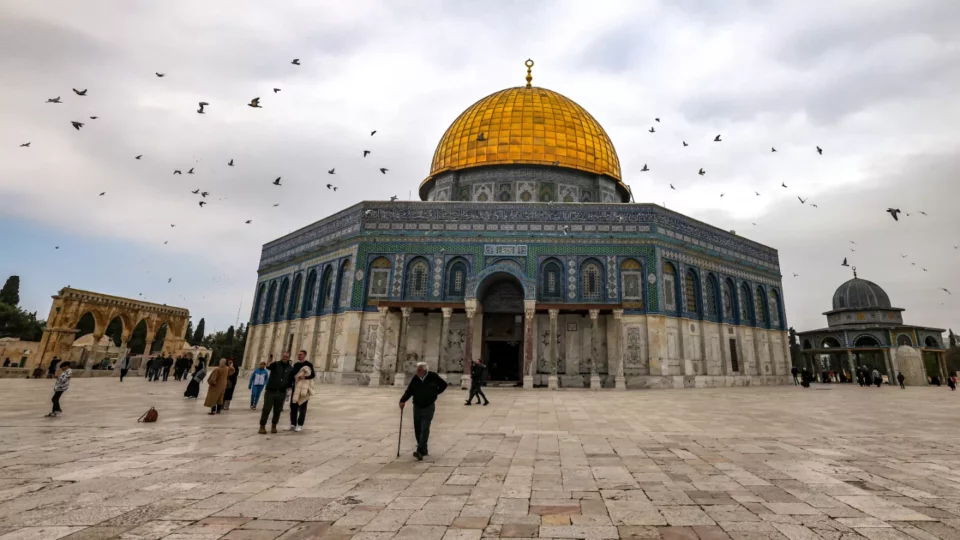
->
xmin=228 ymin=159 xmax=234 ymax=166
xmin=755 ymin=192 xmax=760 ymax=196
xmin=798 ymin=196 xmax=807 ymax=204
xmin=942 ymin=288 xmax=952 ymax=295
xmin=841 ymin=257 xmax=849 ymax=267
xmin=273 ymin=177 xmax=281 ymax=186
xmin=919 ymin=211 xmax=928 ymax=216
xmin=245 ymin=220 xmax=252 ymax=224
xmin=55 ymin=246 xmax=59 ymax=250
xmin=197 ymin=101 xmax=208 ymax=114
xmin=99 ymin=192 xmax=106 ymax=196
xmin=135 ymin=155 xmax=142 ymax=159
xmin=771 ymin=147 xmax=777 ymax=152
xmin=273 ymin=204 xmax=279 ymax=207
xmin=816 ymin=146 xmax=823 ymax=155
xmin=248 ymin=97 xmax=261 ymax=108
xmin=46 ymin=97 xmax=62 ymax=103
xmin=326 ymin=184 xmax=335 ymax=190
xmin=173 ymin=170 xmax=182 ymax=174
xmin=670 ymin=184 xmax=675 ymax=190
xmin=273 ymin=88 xmax=281 ymax=93
xmin=793 ymin=273 xmax=798 ymax=277
xmin=198 ymin=201 xmax=206 ymax=207
xmin=327 ymin=168 xmax=335 ymax=175
xmin=390 ymin=195 xmax=398 ymax=202
xmin=648 ymin=127 xmax=655 ymax=133
xmin=73 ymin=88 xmax=87 ymax=96
xmin=191 ymin=189 xmax=200 ymax=194
xmin=698 ymin=168 xmax=705 ymax=176
xmin=201 ymin=192 xmax=209 ymax=197
xmin=850 ymin=241 xmax=857 ymax=244
xmin=640 ymin=164 xmax=649 ymax=172
xmin=155 ymin=72 xmax=165 ymax=77
xmin=89 ymin=116 xmax=98 ymax=120
xmin=187 ymin=168 xmax=194 ymax=174
xmin=781 ymin=182 xmax=788 ymax=188
xmin=922 ymin=268 xmax=928 ymax=272
xmin=71 ymin=121 xmax=84 ymax=130
xmin=720 ymin=194 xmax=725 ymax=198
xmin=655 ymin=118 xmax=660 ymax=122
xmin=371 ymin=130 xmax=377 ymax=136
xmin=291 ymin=59 xmax=300 ymax=65
xmin=379 ymin=168 xmax=388 ymax=174
xmin=810 ymin=204 xmax=819 ymax=208
xmin=886 ymin=208 xmax=901 ymax=221
xmin=682 ymin=141 xmax=688 ymax=147
xmin=900 ymin=254 xmax=908 ymax=258
xmin=363 ymin=150 xmax=371 ymax=157
xmin=19 ymin=142 xmax=29 ymax=147
xmin=714 ymin=134 xmax=722 ymax=142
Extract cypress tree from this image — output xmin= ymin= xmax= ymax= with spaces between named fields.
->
xmin=0 ymin=276 xmax=20 ymax=306
xmin=192 ymin=318 xmax=205 ymax=344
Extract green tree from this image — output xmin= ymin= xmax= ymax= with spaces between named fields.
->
xmin=225 ymin=325 xmax=235 ymax=346
xmin=184 ymin=319 xmax=194 ymax=346
xmin=0 ymin=303 xmax=45 ymax=341
xmin=192 ymin=318 xmax=205 ymax=344
xmin=0 ymin=276 xmax=20 ymax=306
xmin=950 ymin=329 xmax=957 ymax=348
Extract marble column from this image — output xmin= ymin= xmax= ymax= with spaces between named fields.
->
xmin=369 ymin=307 xmax=389 ymax=387
xmin=613 ymin=309 xmax=625 ymax=389
xmin=845 ymin=350 xmax=856 ymax=381
xmin=438 ymin=308 xmax=452 ymax=381
xmin=589 ymin=309 xmax=601 ymax=390
xmin=393 ymin=307 xmax=411 ymax=387
xmin=548 ymin=309 xmax=559 ymax=390
xmin=522 ymin=303 xmax=535 ymax=389
xmin=462 ymin=306 xmax=476 ymax=389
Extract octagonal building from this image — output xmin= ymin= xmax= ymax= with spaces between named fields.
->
xmin=242 ymin=63 xmax=790 ymax=389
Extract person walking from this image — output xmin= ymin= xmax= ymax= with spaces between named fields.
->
xmin=872 ymin=368 xmax=882 ymax=388
xmin=119 ymin=353 xmax=131 ymax=382
xmin=249 ymin=362 xmax=268 ymax=409
xmin=161 ymin=355 xmax=173 ymax=381
xmin=184 ymin=363 xmax=205 ymax=398
xmin=399 ymin=362 xmax=448 ymax=461
xmin=465 ymin=358 xmax=489 ymax=406
xmin=47 ymin=356 xmax=60 ymax=379
xmin=46 ymin=361 xmax=72 ymax=417
xmin=287 ymin=350 xmax=315 ymax=431
xmin=896 ymin=371 xmax=905 ymax=389
xmin=204 ymin=359 xmax=234 ymax=415
xmin=222 ymin=359 xmax=239 ymax=410
xmin=948 ymin=374 xmax=957 ymax=391
xmin=259 ymin=353 xmax=293 ymax=434
xmin=790 ymin=366 xmax=799 ymax=385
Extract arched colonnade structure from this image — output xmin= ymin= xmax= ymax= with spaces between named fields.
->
xmin=36 ymin=288 xmax=190 ymax=371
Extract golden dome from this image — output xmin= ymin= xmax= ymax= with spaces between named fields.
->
xmin=425 ymin=67 xmax=621 ymax=188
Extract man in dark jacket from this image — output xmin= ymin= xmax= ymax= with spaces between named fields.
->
xmin=161 ymin=356 xmax=173 ymax=381
xmin=286 ymin=350 xmax=316 ymax=432
xmin=400 ymin=362 xmax=447 ymax=460
xmin=259 ymin=353 xmax=293 ymax=434
xmin=465 ymin=358 xmax=489 ymax=406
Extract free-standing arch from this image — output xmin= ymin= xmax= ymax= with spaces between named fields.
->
xmin=35 ymin=287 xmax=189 ymax=371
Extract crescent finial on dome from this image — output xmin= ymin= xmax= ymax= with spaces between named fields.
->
xmin=525 ymin=59 xmax=534 ymax=87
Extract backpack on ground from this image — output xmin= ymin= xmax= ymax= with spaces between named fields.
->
xmin=138 ymin=407 xmax=159 ymax=423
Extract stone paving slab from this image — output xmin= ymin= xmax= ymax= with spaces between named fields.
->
xmin=2 ymin=379 xmax=960 ymax=539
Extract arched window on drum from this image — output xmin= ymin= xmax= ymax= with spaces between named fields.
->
xmin=366 ymin=257 xmax=391 ymax=306
xmin=405 ymin=258 xmax=430 ymax=299
xmin=446 ymin=259 xmax=468 ymax=300
xmin=620 ymin=259 xmax=643 ymax=309
xmin=580 ymin=259 xmax=603 ymax=301
xmin=540 ymin=259 xmax=563 ymax=301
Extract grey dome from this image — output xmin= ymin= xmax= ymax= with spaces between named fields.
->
xmin=831 ymin=278 xmax=892 ymax=310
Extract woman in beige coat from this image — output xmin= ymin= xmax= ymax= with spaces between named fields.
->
xmin=204 ymin=359 xmax=235 ymax=414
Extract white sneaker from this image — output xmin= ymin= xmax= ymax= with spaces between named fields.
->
xmin=288 ymin=425 xmax=296 ymax=431
xmin=294 ymin=426 xmax=302 ymax=432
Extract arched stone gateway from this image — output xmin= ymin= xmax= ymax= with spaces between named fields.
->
xmin=36 ymin=288 xmax=189 ymax=371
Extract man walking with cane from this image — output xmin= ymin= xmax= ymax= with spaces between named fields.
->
xmin=399 ymin=362 xmax=447 ymax=461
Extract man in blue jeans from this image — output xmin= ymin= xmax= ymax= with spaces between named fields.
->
xmin=399 ymin=362 xmax=447 ymax=461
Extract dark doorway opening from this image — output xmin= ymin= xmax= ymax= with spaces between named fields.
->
xmin=477 ymin=273 xmax=525 ymax=385
xmin=486 ymin=341 xmax=521 ymax=382
xmin=729 ymin=339 xmax=739 ymax=372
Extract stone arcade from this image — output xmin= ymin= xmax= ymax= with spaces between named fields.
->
xmin=242 ymin=62 xmax=790 ymax=389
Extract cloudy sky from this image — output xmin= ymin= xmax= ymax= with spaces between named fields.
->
xmin=1 ymin=0 xmax=958 ymax=337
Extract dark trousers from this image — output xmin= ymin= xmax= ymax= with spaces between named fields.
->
xmin=792 ymin=374 xmax=799 ymax=385
xmin=290 ymin=399 xmax=308 ymax=427
xmin=120 ymin=369 xmax=128 ymax=381
xmin=467 ymin=382 xmax=488 ymax=404
xmin=899 ymin=380 xmax=905 ymax=389
xmin=413 ymin=404 xmax=435 ymax=455
xmin=52 ymin=391 xmax=63 ymax=413
xmin=259 ymin=390 xmax=286 ymax=426
xmin=162 ymin=367 xmax=170 ymax=381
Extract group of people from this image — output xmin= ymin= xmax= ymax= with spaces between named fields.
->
xmin=144 ymin=355 xmax=198 ymax=382
xmin=854 ymin=365 xmax=884 ymax=387
xmin=255 ymin=351 xmax=316 ymax=433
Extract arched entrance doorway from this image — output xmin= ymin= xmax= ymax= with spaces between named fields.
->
xmin=478 ymin=274 xmax=525 ymax=384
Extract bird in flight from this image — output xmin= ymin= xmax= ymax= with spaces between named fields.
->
xmin=191 ymin=189 xmax=199 ymax=194
xmin=641 ymin=164 xmax=649 ymax=172
xmin=272 ymin=203 xmax=279 ymax=207
xmin=73 ymin=88 xmax=87 ymax=96
xmin=291 ymin=58 xmax=300 ymax=65
xmin=771 ymin=147 xmax=777 ymax=152
xmin=228 ymin=159 xmax=234 ymax=166
xmin=46 ymin=97 xmax=62 ymax=103
xmin=698 ymin=168 xmax=705 ymax=176
xmin=99 ymin=192 xmax=106 ymax=196
xmin=55 ymin=246 xmax=59 ymax=250
xmin=669 ymin=184 xmax=675 ymax=190
xmin=245 ymin=220 xmax=252 ymax=224
xmin=841 ymin=257 xmax=849 ymax=267
xmin=89 ymin=116 xmax=98 ymax=120
xmin=886 ymin=208 xmax=901 ymax=221
xmin=155 ymin=72 xmax=165 ymax=77
xmin=198 ymin=201 xmax=206 ymax=207
xmin=380 ymin=168 xmax=388 ymax=174
xmin=810 ymin=204 xmax=819 ymax=208
xmin=648 ymin=127 xmax=655 ymax=133
xmin=922 ymin=268 xmax=928 ymax=272
xmin=201 ymin=192 xmax=208 ymax=197
xmin=781 ymin=182 xmax=788 ymax=188
xmin=248 ymin=97 xmax=261 ymax=108
xmin=714 ymin=134 xmax=722 ymax=142
xmin=135 ymin=155 xmax=142 ymax=159
xmin=682 ymin=141 xmax=688 ymax=147
xmin=850 ymin=241 xmax=856 ymax=244
xmin=816 ymin=146 xmax=823 ymax=155
xmin=273 ymin=177 xmax=282 ymax=186
xmin=755 ymin=192 xmax=760 ymax=196
xmin=900 ymin=254 xmax=908 ymax=258
xmin=273 ymin=88 xmax=281 ymax=93
xmin=942 ymin=288 xmax=952 ymax=295
xmin=655 ymin=118 xmax=660 ymax=122
xmin=19 ymin=142 xmax=29 ymax=147
xmin=390 ymin=195 xmax=398 ymax=202
xmin=173 ymin=170 xmax=182 ymax=174
xmin=798 ymin=196 xmax=807 ymax=204
xmin=719 ymin=193 xmax=725 ymax=198
xmin=326 ymin=184 xmax=335 ymax=190
xmin=187 ymin=168 xmax=194 ymax=174
xmin=850 ymin=248 xmax=856 ymax=252
xmin=71 ymin=121 xmax=84 ymax=130
xmin=793 ymin=273 xmax=799 ymax=277
xmin=197 ymin=101 xmax=208 ymax=114
xmin=371 ymin=130 xmax=377 ymax=136
xmin=363 ymin=150 xmax=371 ymax=157
xmin=919 ymin=211 xmax=928 ymax=216
xmin=328 ymin=168 xmax=335 ymax=175
xmin=167 ymin=278 xmax=172 ymax=283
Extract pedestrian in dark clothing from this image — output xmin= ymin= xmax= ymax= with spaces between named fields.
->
xmin=46 ymin=362 xmax=72 ymax=417
xmin=222 ymin=359 xmax=239 ymax=410
xmin=400 ymin=362 xmax=448 ymax=461
xmin=119 ymin=354 xmax=131 ymax=381
xmin=465 ymin=358 xmax=489 ymax=406
xmin=791 ymin=366 xmax=799 ymax=385
xmin=47 ymin=357 xmax=60 ymax=379
xmin=287 ymin=350 xmax=315 ymax=431
xmin=872 ymin=369 xmax=882 ymax=387
xmin=897 ymin=371 xmax=905 ymax=389
xmin=161 ymin=356 xmax=173 ymax=381
xmin=948 ymin=376 xmax=957 ymax=391
xmin=259 ymin=353 xmax=292 ymax=434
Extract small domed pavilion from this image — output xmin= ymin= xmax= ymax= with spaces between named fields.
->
xmin=797 ymin=270 xmax=946 ymax=385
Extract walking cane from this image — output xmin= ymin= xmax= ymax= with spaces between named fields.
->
xmin=396 ymin=406 xmax=403 ymax=458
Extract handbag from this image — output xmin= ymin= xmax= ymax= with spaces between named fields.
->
xmin=138 ymin=407 xmax=159 ymax=423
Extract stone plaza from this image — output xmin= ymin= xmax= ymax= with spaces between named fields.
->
xmin=2 ymin=379 xmax=960 ymax=540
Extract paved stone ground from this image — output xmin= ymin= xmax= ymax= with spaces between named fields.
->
xmin=1 ymin=378 xmax=960 ymax=540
